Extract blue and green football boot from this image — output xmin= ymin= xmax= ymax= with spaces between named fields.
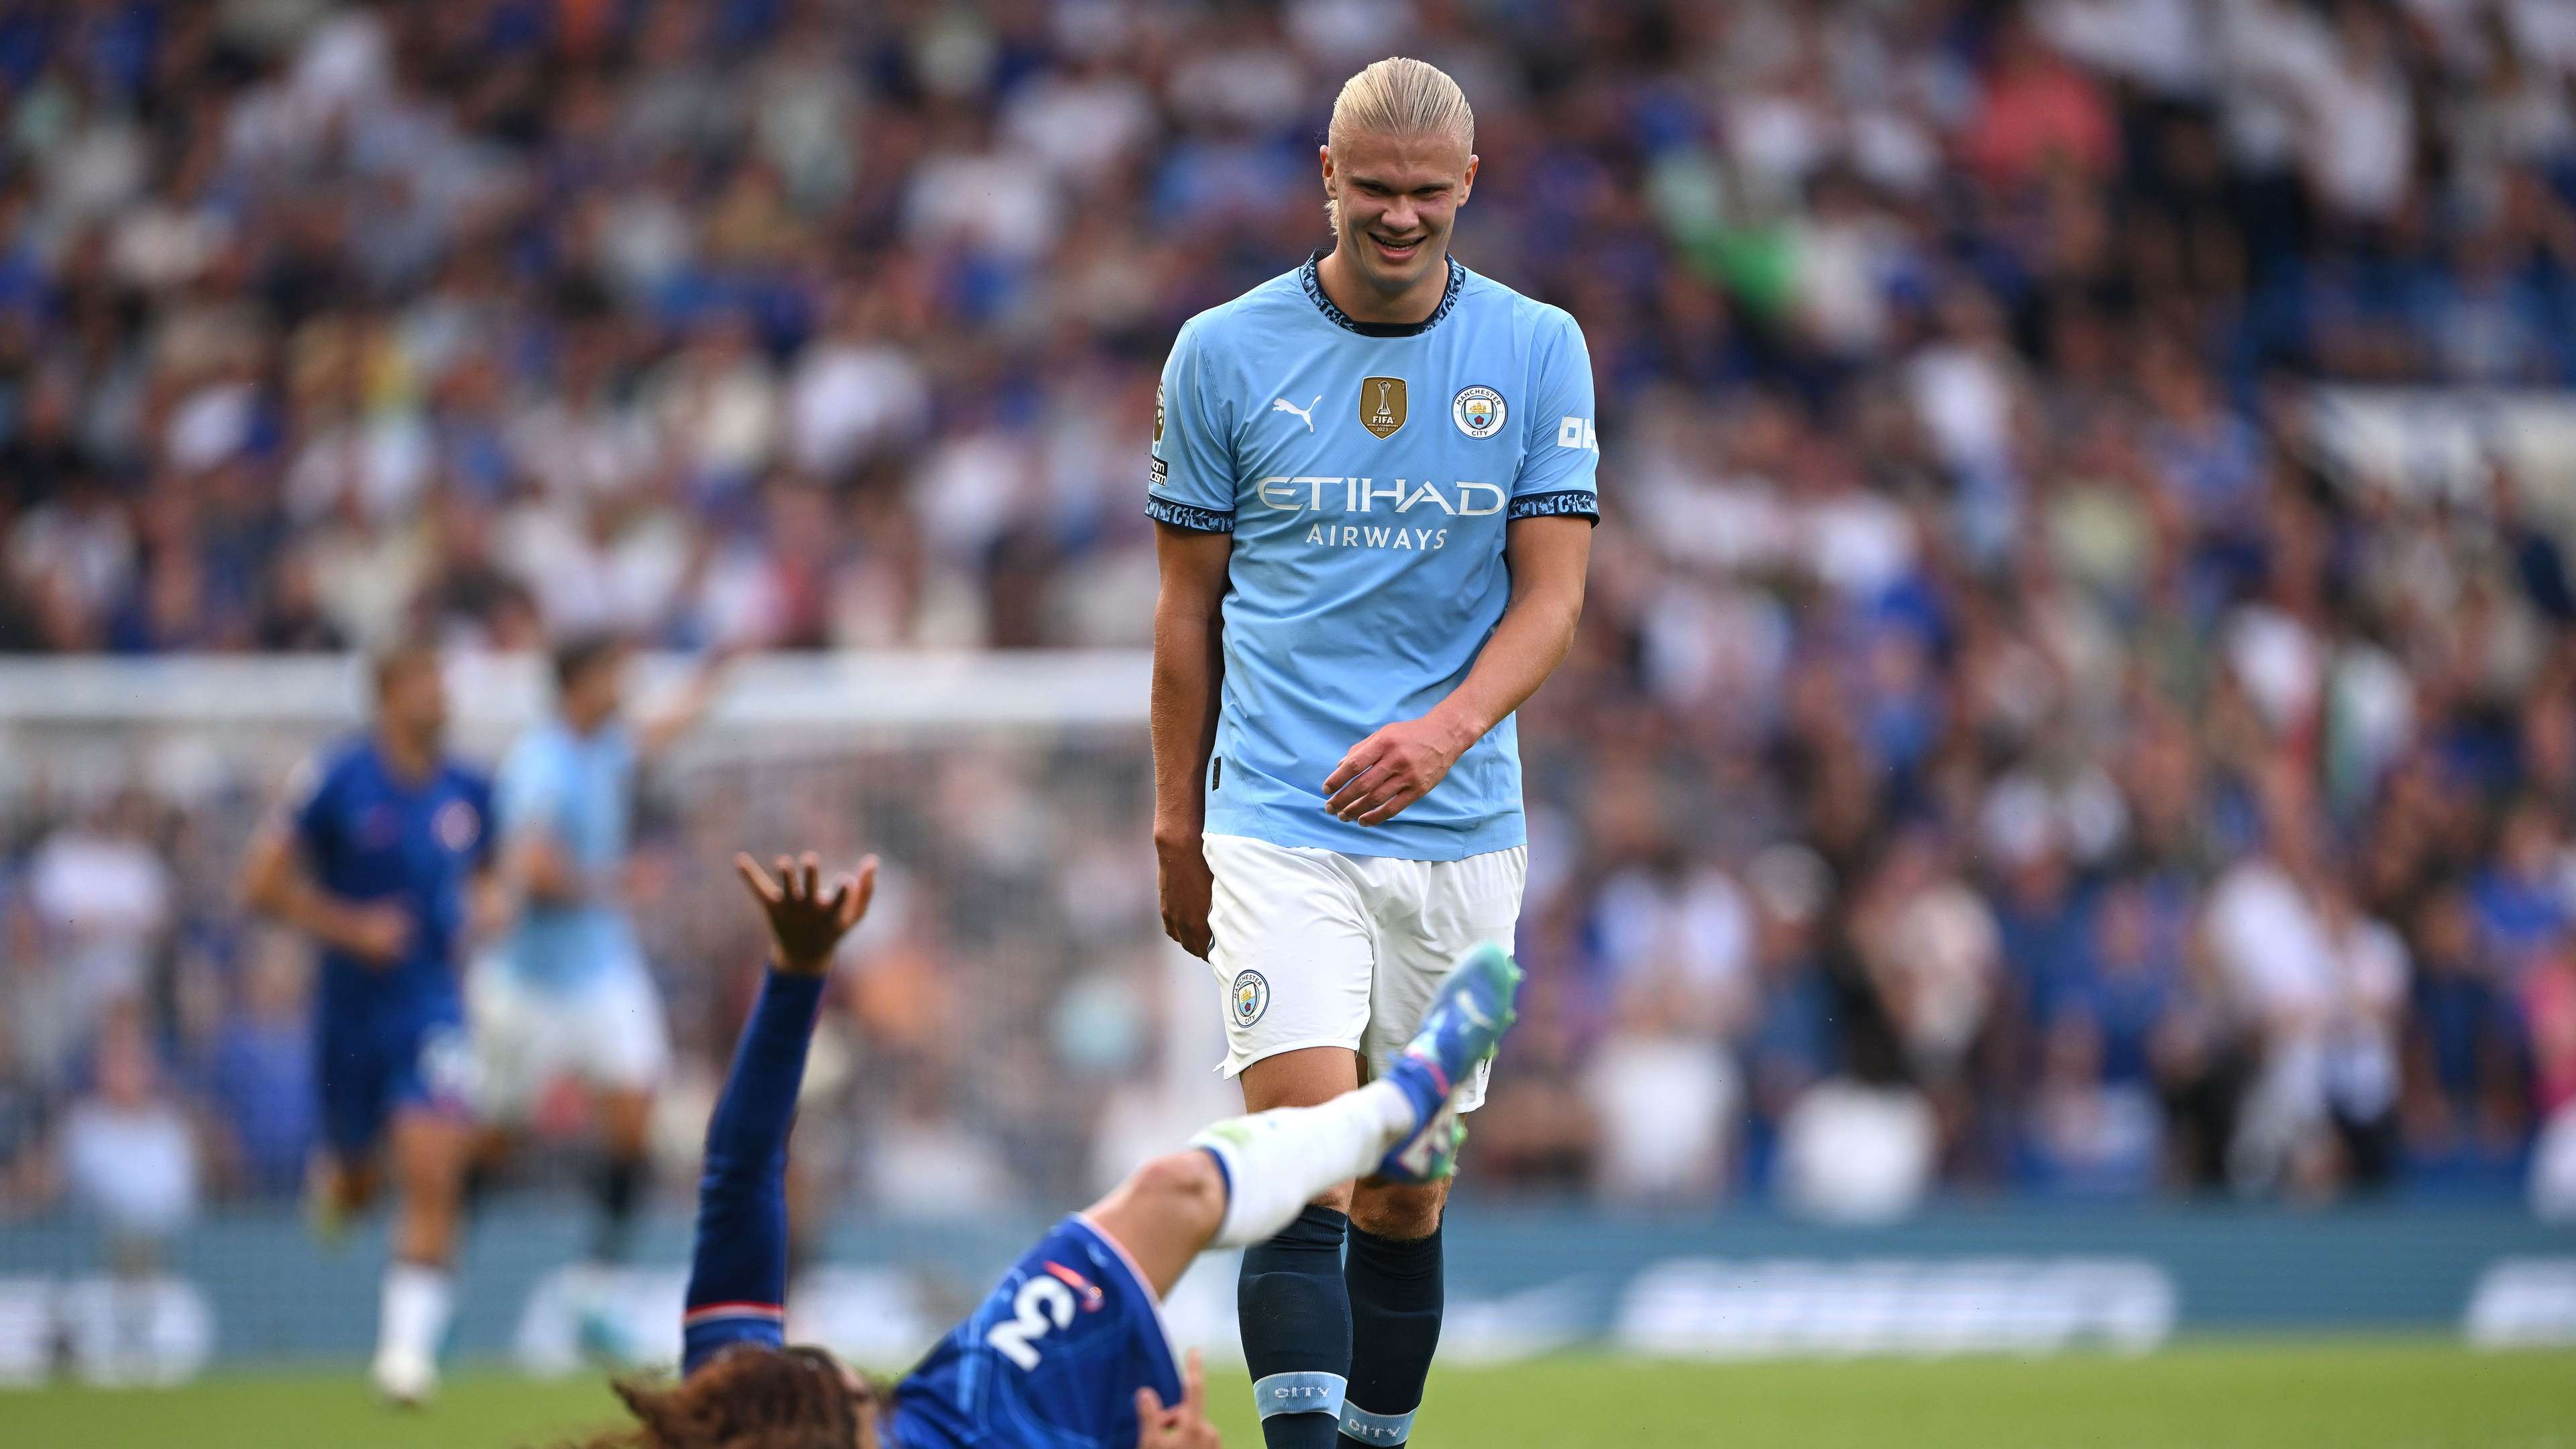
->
xmin=1375 ymin=942 xmax=1523 ymax=1183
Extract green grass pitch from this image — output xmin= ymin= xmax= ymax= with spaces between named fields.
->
xmin=3 ymin=1340 xmax=2571 ymax=1448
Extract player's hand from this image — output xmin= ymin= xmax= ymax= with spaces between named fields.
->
xmin=735 ymin=851 xmax=879 ymax=976
xmin=1324 ymin=715 xmax=1472 ymax=825
xmin=1155 ymin=833 xmax=1215 ymax=959
xmin=339 ymin=903 xmax=412 ymax=965
xmin=1134 ymin=1350 xmax=1222 ymax=1448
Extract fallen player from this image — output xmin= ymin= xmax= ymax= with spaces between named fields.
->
xmin=580 ymin=849 xmax=1521 ymax=1448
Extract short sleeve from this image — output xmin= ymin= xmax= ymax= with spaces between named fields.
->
xmin=1510 ymin=309 xmax=1600 ymax=522
xmin=1146 ymin=318 xmax=1237 ymax=533
xmin=287 ymin=757 xmax=336 ymax=861
xmin=493 ymin=739 xmax=562 ymax=843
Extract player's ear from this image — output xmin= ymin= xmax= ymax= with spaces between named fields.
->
xmin=1459 ymin=154 xmax=1478 ymax=205
xmin=1319 ymin=144 xmax=1334 ymax=188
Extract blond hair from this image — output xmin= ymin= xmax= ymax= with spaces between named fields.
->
xmin=1326 ymin=57 xmax=1474 ymax=231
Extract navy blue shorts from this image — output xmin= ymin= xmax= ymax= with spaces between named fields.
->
xmin=317 ymin=1008 xmax=472 ymax=1159
xmin=890 ymin=1215 xmax=1186 ymax=1448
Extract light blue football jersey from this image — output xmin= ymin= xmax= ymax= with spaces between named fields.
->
xmin=1149 ymin=250 xmax=1599 ymax=862
xmin=494 ymin=718 xmax=643 ymax=990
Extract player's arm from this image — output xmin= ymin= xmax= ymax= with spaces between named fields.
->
xmin=505 ymin=826 xmax=597 ymax=907
xmin=457 ymin=773 xmax=509 ymax=943
xmin=1150 ymin=523 xmax=1232 ymax=959
xmin=636 ymin=645 xmax=741 ymax=760
xmin=466 ymin=862 xmax=511 ymax=943
xmin=1329 ymin=307 xmax=1599 ymax=826
xmin=494 ymin=743 xmax=606 ymax=908
xmin=1325 ymin=516 xmax=1591 ymax=825
xmin=682 ymin=849 xmax=879 ymax=1376
xmin=237 ymin=790 xmax=410 ymax=965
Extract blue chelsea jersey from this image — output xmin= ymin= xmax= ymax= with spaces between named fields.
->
xmin=291 ymin=737 xmax=493 ymax=1017
xmin=1148 ymin=251 xmax=1599 ymax=861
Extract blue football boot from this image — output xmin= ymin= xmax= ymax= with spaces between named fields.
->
xmin=1375 ymin=942 xmax=1523 ymax=1183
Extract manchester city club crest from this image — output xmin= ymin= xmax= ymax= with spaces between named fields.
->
xmin=1360 ymin=376 xmax=1407 ymax=439
xmin=1452 ymin=384 xmax=1507 ymax=439
xmin=1231 ymin=969 xmax=1270 ymax=1027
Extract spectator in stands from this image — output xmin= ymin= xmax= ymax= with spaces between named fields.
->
xmin=206 ymin=933 xmax=319 ymax=1199
xmin=0 ymin=1026 xmax=51 ymax=1218
xmin=22 ymin=791 xmax=172 ymax=1081
xmin=58 ymin=1008 xmax=200 ymax=1275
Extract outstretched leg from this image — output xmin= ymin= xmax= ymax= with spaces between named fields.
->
xmin=1085 ymin=1071 xmax=1418 ymax=1299
xmin=1085 ymin=1150 xmax=1231 ymax=1297
xmin=1084 ymin=944 xmax=1523 ymax=1299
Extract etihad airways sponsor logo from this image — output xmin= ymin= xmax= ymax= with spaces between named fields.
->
xmin=1251 ymin=476 xmax=1506 ymax=516
xmin=1305 ymin=523 xmax=1450 ymax=551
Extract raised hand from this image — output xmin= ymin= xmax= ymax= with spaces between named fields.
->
xmin=1133 ymin=1350 xmax=1222 ymax=1448
xmin=733 ymin=851 xmax=880 ymax=975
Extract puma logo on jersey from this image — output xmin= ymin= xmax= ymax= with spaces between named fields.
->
xmin=1272 ymin=394 xmax=1322 ymax=432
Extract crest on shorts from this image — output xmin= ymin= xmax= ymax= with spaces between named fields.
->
xmin=1231 ymin=969 xmax=1270 ymax=1027
xmin=1452 ymin=384 xmax=1506 ymax=439
xmin=1360 ymin=377 xmax=1406 ymax=439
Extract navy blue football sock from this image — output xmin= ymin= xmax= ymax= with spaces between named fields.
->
xmin=593 ymin=1153 xmax=644 ymax=1264
xmin=1339 ymin=1222 xmax=1442 ymax=1446
xmin=1238 ymin=1203 xmax=1351 ymax=1448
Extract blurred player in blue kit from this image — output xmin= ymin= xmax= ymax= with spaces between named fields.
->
xmin=1148 ymin=57 xmax=1595 ymax=1448
xmin=581 ymin=849 xmax=1522 ymax=1449
xmin=239 ymin=639 xmax=496 ymax=1403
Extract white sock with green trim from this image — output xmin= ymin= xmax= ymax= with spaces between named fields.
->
xmin=1189 ymin=1081 xmax=1417 ymax=1249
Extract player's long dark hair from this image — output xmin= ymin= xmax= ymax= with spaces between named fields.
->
xmin=563 ymin=1345 xmax=879 ymax=1449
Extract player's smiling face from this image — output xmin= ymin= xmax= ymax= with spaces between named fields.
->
xmin=1322 ymin=127 xmax=1477 ymax=305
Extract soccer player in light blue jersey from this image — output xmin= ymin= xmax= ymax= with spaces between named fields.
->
xmin=474 ymin=635 xmax=731 ymax=1287
xmin=1148 ymin=58 xmax=1597 ymax=1449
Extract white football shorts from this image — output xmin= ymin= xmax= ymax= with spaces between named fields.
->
xmin=467 ymin=953 xmax=673 ymax=1125
xmin=1203 ymin=833 xmax=1527 ymax=1113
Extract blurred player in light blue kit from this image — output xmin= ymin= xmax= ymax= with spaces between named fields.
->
xmin=238 ymin=639 xmax=496 ymax=1403
xmin=474 ymin=635 xmax=730 ymax=1303
xmin=1148 ymin=57 xmax=1596 ymax=1448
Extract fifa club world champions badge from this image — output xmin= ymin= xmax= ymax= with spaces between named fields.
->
xmin=1361 ymin=376 xmax=1407 ymax=439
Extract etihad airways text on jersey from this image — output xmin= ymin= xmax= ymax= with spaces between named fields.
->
xmin=1250 ymin=476 xmax=1505 ymax=516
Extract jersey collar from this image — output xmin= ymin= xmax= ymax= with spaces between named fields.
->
xmin=1299 ymin=246 xmax=1465 ymax=337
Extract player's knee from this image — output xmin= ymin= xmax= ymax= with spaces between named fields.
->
xmin=1348 ymin=1181 xmax=1444 ymax=1240
xmin=1129 ymin=1150 xmax=1228 ymax=1222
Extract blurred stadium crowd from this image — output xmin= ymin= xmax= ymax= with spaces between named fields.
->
xmin=7 ymin=0 xmax=2576 ymax=1237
